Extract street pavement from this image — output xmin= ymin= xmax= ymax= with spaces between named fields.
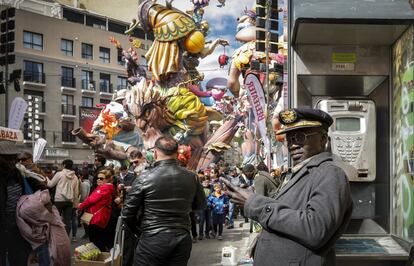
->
xmin=188 ymin=219 xmax=252 ymax=266
xmin=30 ymin=218 xmax=253 ymax=265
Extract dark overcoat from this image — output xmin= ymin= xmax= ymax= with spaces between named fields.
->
xmin=244 ymin=152 xmax=353 ymax=266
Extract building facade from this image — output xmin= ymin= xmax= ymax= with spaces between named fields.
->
xmin=0 ymin=1 xmax=151 ymax=166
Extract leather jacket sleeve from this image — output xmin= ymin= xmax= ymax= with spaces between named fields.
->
xmin=121 ymin=173 xmax=145 ymax=229
xmin=192 ymin=178 xmax=207 ymax=211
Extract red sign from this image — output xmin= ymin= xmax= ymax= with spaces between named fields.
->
xmin=79 ymin=107 xmax=102 ymax=133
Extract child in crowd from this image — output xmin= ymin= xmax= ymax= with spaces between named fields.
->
xmin=207 ymin=183 xmax=229 ymax=240
xmin=198 ymin=176 xmax=212 ymax=240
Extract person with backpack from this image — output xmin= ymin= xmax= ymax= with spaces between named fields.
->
xmin=47 ymin=159 xmax=80 ymax=235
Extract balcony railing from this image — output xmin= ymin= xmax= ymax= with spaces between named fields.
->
xmin=82 ymin=80 xmax=96 ymax=91
xmin=23 ymin=71 xmax=46 ymax=84
xmin=100 ymin=82 xmax=113 ymax=93
xmin=61 ymin=77 xmax=76 ymax=88
xmin=61 ymin=104 xmax=76 ymax=116
xmin=62 ymin=131 xmax=76 ymax=142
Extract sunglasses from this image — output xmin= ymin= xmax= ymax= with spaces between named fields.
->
xmin=97 ymin=177 xmax=105 ymax=181
xmin=286 ymin=131 xmax=320 ymax=145
xmin=131 ymin=160 xmax=140 ymax=164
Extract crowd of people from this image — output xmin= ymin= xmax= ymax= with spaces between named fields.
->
xmin=1 ymin=107 xmax=353 ymax=266
xmin=0 ymin=138 xmax=153 ymax=265
xmin=0 ymin=136 xmax=283 ymax=266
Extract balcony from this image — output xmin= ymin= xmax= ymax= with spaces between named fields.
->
xmin=61 ymin=77 xmax=76 ymax=92
xmin=61 ymin=104 xmax=76 ymax=119
xmin=62 ymin=131 xmax=77 ymax=145
xmin=99 ymin=83 xmax=113 ymax=98
xmin=81 ymin=80 xmax=96 ymax=95
xmin=23 ymin=71 xmax=46 ymax=87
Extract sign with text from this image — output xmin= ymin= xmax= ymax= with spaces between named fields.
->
xmin=79 ymin=107 xmax=101 ymax=133
xmin=244 ymin=73 xmax=270 ymax=154
xmin=45 ymin=148 xmax=69 ymax=158
xmin=0 ymin=126 xmax=23 ymax=142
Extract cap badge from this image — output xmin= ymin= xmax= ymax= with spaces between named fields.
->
xmin=280 ymin=109 xmax=297 ymax=124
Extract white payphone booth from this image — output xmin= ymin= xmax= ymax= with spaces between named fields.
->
xmin=288 ymin=1 xmax=414 ymax=265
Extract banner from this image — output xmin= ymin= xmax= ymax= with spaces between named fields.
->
xmin=244 ymin=73 xmax=270 ymax=154
xmin=33 ymin=138 xmax=47 ymax=163
xmin=79 ymin=107 xmax=101 ymax=133
xmin=8 ymin=97 xmax=28 ymax=129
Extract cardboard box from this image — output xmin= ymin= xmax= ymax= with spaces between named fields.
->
xmin=73 ymin=252 xmax=121 ymax=266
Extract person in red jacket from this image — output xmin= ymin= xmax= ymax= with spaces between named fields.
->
xmin=78 ymin=169 xmax=114 ymax=251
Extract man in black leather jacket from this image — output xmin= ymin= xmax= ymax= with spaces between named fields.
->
xmin=122 ymin=136 xmax=206 ymax=266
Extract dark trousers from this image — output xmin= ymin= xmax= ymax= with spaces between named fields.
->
xmin=212 ymin=213 xmax=225 ymax=236
xmin=55 ymin=201 xmax=73 ymax=235
xmin=189 ymin=212 xmax=197 ymax=238
xmin=134 ymin=230 xmax=192 ymax=266
xmin=35 ymin=242 xmax=50 ymax=266
xmin=198 ymin=209 xmax=211 ymax=236
xmin=71 ymin=208 xmax=78 ymax=237
xmin=89 ymin=224 xmax=110 ymax=251
xmin=122 ymin=226 xmax=138 ymax=266
xmin=0 ymin=225 xmax=32 ymax=266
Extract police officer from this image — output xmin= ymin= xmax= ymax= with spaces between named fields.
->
xmin=223 ymin=107 xmax=353 ymax=266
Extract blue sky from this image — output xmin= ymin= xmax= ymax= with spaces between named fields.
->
xmin=173 ymin=0 xmax=254 ymax=85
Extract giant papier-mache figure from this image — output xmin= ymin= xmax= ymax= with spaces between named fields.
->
xmin=72 ymin=0 xmax=241 ymax=170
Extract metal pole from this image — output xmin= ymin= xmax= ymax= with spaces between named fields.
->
xmin=265 ymin=0 xmax=271 ymax=168
xmin=4 ymin=7 xmax=9 ymax=127
xmin=32 ymin=96 xmax=36 ymax=154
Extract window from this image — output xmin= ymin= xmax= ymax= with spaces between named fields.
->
xmin=99 ymin=47 xmax=110 ymax=63
xmin=117 ymin=76 xmax=127 ymax=91
xmin=140 ymin=55 xmax=147 ymax=67
xmin=86 ymin=15 xmax=106 ymax=29
xmin=62 ymin=94 xmax=74 ymax=105
xmin=62 ymin=121 xmax=76 ymax=142
xmin=23 ymin=31 xmax=43 ymax=50
xmin=63 ymin=8 xmax=84 ymax=24
xmin=117 ymin=49 xmax=124 ymax=65
xmin=62 ymin=94 xmax=75 ymax=115
xmin=61 ymin=39 xmax=73 ymax=56
xmin=82 ymin=43 xmax=93 ymax=59
xmin=61 ymin=67 xmax=75 ymax=87
xmin=23 ymin=61 xmax=44 ymax=83
xmin=99 ymin=73 xmax=111 ymax=93
xmin=108 ymin=21 xmax=127 ymax=35
xmin=82 ymin=97 xmax=93 ymax=107
xmin=81 ymin=70 xmax=94 ymax=90
xmin=100 ymin=99 xmax=111 ymax=104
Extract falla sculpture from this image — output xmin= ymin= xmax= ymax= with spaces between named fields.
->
xmin=72 ymin=0 xmax=248 ymax=170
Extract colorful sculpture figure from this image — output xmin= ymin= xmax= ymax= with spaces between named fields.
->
xmin=72 ymin=0 xmax=243 ymax=170
xmin=227 ymin=6 xmax=284 ymax=98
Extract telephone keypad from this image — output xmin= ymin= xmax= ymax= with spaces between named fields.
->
xmin=333 ymin=135 xmax=363 ymax=164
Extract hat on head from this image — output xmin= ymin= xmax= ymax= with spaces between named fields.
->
xmin=113 ymin=89 xmax=127 ymax=102
xmin=0 ymin=140 xmax=19 ymax=155
xmin=276 ymin=107 xmax=333 ymax=135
